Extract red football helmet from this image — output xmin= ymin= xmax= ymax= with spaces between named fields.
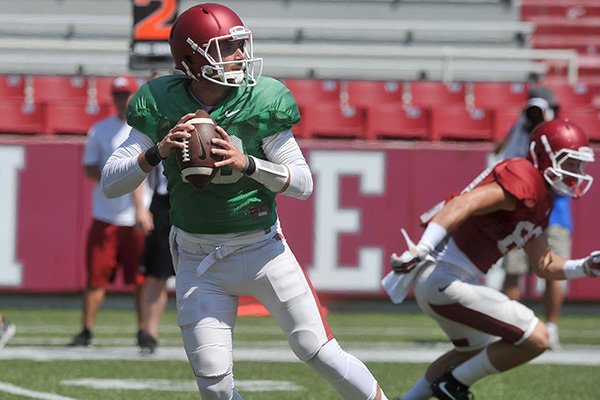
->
xmin=529 ymin=119 xmax=595 ymax=198
xmin=169 ymin=3 xmax=262 ymax=87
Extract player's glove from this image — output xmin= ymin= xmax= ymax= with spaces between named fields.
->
xmin=390 ymin=250 xmax=419 ymax=274
xmin=390 ymin=243 xmax=432 ymax=274
xmin=583 ymin=250 xmax=600 ymax=277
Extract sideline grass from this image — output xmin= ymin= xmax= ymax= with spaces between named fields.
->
xmin=1 ymin=304 xmax=600 ymax=399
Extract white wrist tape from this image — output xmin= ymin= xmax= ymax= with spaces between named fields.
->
xmin=563 ymin=258 xmax=587 ymax=279
xmin=416 ymin=222 xmax=448 ymax=258
xmin=246 ymin=155 xmax=290 ymax=193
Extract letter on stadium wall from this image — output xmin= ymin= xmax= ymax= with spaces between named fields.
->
xmin=0 ymin=146 xmax=24 ymax=286
xmin=308 ymin=150 xmax=385 ymax=291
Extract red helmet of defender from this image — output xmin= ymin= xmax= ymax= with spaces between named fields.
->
xmin=529 ymin=119 xmax=595 ymax=198
xmin=169 ymin=3 xmax=263 ymax=87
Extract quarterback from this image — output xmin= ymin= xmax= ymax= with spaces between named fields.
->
xmin=101 ymin=3 xmax=388 ymax=400
xmin=388 ymin=119 xmax=599 ymax=400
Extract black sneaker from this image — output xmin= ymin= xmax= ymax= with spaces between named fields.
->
xmin=431 ymin=372 xmax=474 ymax=400
xmin=137 ymin=330 xmax=158 ymax=355
xmin=0 ymin=318 xmax=16 ymax=349
xmin=68 ymin=328 xmax=92 ymax=347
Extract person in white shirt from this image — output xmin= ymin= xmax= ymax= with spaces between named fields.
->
xmin=68 ymin=75 xmax=153 ymax=347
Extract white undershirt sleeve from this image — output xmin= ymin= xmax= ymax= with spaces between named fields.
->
xmin=260 ymin=129 xmax=313 ymax=200
xmin=101 ymin=128 xmax=153 ymax=198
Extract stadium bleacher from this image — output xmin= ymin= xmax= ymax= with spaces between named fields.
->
xmin=0 ymin=0 xmax=597 ymax=141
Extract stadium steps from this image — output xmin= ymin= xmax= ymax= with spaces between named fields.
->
xmin=0 ymin=0 xmax=547 ymax=81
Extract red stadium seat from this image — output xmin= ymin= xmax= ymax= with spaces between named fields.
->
xmin=283 ymin=78 xmax=341 ymax=108
xmin=300 ymin=103 xmax=366 ymax=139
xmin=345 ymin=80 xmax=403 ymax=109
xmin=531 ymin=17 xmax=600 ymax=36
xmin=0 ymin=101 xmax=45 ymax=135
xmin=430 ymin=106 xmax=494 ymax=141
xmin=560 ymin=109 xmax=600 ymax=142
xmin=365 ymin=104 xmax=429 ymax=140
xmin=406 ymin=81 xmax=466 ymax=109
xmin=44 ymin=101 xmax=113 ymax=135
xmin=93 ymin=75 xmax=125 ymax=104
xmin=538 ymin=82 xmax=596 ymax=107
xmin=470 ymin=82 xmax=529 ymax=111
xmin=33 ymin=75 xmax=89 ymax=104
xmin=492 ymin=107 xmax=523 ymax=142
xmin=0 ymin=74 xmax=32 ymax=100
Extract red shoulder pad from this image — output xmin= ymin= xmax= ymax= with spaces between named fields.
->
xmin=493 ymin=158 xmax=547 ymax=209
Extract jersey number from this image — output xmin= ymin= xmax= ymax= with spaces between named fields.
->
xmin=211 ymin=136 xmax=244 ymax=184
xmin=497 ymin=221 xmax=543 ymax=254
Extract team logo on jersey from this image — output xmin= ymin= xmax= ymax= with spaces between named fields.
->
xmin=224 ymin=109 xmax=241 ymax=118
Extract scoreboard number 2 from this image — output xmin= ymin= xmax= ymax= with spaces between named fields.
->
xmin=133 ymin=0 xmax=178 ymax=41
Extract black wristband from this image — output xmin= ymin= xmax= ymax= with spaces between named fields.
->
xmin=244 ymin=155 xmax=256 ymax=176
xmin=144 ymin=144 xmax=164 ymax=167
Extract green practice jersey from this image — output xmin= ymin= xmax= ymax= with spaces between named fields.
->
xmin=126 ymin=75 xmax=301 ymax=234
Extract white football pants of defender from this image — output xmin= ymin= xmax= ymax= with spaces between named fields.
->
xmin=414 ymin=253 xmax=538 ymax=352
xmin=170 ymin=225 xmax=381 ymax=400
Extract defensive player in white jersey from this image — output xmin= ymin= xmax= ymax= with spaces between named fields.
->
xmin=388 ymin=119 xmax=600 ymax=400
xmin=101 ymin=3 xmax=388 ymax=399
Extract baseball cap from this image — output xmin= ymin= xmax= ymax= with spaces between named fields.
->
xmin=111 ymin=75 xmax=138 ymax=94
xmin=527 ymin=86 xmax=559 ymax=108
xmin=525 ymin=87 xmax=557 ymax=126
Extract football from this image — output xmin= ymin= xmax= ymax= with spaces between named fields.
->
xmin=175 ymin=109 xmax=222 ymax=190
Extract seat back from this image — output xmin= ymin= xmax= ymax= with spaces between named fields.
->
xmin=407 ymin=81 xmax=466 ymax=109
xmin=33 ymin=75 xmax=89 ymax=104
xmin=300 ymin=103 xmax=366 ymax=139
xmin=345 ymin=80 xmax=403 ymax=109
xmin=430 ymin=106 xmax=494 ymax=141
xmin=0 ymin=101 xmax=45 ymax=135
xmin=283 ymin=78 xmax=341 ymax=108
xmin=366 ymin=104 xmax=429 ymax=140
xmin=469 ymin=82 xmax=528 ymax=111
xmin=44 ymin=101 xmax=113 ymax=135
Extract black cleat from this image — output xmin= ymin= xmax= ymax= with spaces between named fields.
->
xmin=431 ymin=372 xmax=474 ymax=400
xmin=68 ymin=328 xmax=93 ymax=347
xmin=137 ymin=330 xmax=158 ymax=355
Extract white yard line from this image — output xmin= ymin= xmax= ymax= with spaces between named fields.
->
xmin=2 ymin=344 xmax=600 ymax=365
xmin=0 ymin=382 xmax=78 ymax=400
xmin=60 ymin=378 xmax=302 ymax=392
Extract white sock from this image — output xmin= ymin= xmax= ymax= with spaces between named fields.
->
xmin=452 ymin=349 xmax=499 ymax=386
xmin=306 ymin=339 xmax=381 ymax=400
xmin=378 ymin=388 xmax=389 ymax=400
xmin=401 ymin=375 xmax=432 ymax=400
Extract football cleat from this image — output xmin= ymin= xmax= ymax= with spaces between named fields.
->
xmin=67 ymin=328 xmax=93 ymax=347
xmin=0 ymin=318 xmax=16 ymax=350
xmin=137 ymin=330 xmax=158 ymax=355
xmin=431 ymin=372 xmax=474 ymax=400
xmin=547 ymin=323 xmax=561 ymax=351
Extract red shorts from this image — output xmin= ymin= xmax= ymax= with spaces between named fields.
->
xmin=86 ymin=219 xmax=145 ymax=288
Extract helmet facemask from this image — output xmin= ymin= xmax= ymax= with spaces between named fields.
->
xmin=531 ymin=134 xmax=595 ymax=198
xmin=183 ymin=26 xmax=263 ymax=87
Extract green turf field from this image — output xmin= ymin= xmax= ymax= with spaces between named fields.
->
xmin=1 ymin=302 xmax=600 ymax=399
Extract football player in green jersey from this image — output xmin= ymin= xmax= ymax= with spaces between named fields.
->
xmin=101 ymin=3 xmax=388 ymax=400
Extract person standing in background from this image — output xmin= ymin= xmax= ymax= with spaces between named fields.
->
xmin=490 ymin=86 xmax=568 ymax=349
xmin=0 ymin=314 xmax=16 ymax=350
xmin=137 ymin=162 xmax=174 ymax=355
xmin=68 ymin=75 xmax=152 ymax=347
